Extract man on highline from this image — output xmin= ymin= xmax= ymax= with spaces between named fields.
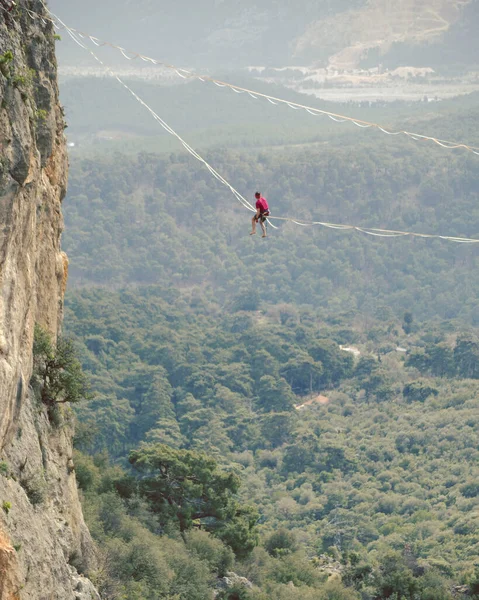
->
xmin=250 ymin=192 xmax=269 ymax=238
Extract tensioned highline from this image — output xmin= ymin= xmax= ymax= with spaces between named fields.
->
xmin=9 ymin=2 xmax=479 ymax=158
xmin=28 ymin=2 xmax=479 ymax=244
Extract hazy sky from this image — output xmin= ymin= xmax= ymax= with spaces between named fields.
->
xmin=48 ymin=0 xmax=319 ymax=68
xmin=48 ymin=0 xmax=478 ymax=72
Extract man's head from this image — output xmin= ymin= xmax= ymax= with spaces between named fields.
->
xmin=255 ymin=192 xmax=261 ymax=199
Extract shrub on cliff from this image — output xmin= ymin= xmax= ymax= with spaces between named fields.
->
xmin=32 ymin=325 xmax=91 ymax=419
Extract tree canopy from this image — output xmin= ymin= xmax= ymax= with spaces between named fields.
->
xmin=128 ymin=443 xmax=243 ymax=534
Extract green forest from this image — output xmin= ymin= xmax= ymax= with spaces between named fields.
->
xmin=55 ymin=88 xmax=479 ymax=599
xmin=65 ymin=283 xmax=479 ymax=598
xmin=64 ymin=142 xmax=479 ymax=322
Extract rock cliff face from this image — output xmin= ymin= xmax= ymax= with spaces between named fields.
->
xmin=0 ymin=2 xmax=99 ymax=598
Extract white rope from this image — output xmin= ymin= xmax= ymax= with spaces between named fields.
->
xmin=10 ymin=3 xmax=479 ymax=158
xmin=291 ymin=220 xmax=312 ymax=227
xmin=267 ymin=216 xmax=479 ymax=243
xmin=355 ymin=228 xmax=409 ymax=238
xmin=42 ymin=4 xmax=272 ymax=227
xmin=119 ymin=48 xmax=136 ymax=60
xmin=29 ymin=3 xmax=479 ymax=245
xmin=378 ymin=127 xmax=402 ymax=136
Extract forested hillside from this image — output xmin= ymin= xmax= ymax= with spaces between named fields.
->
xmin=361 ymin=1 xmax=479 ymax=71
xmin=67 ymin=286 xmax=479 ymax=599
xmin=64 ymin=142 xmax=479 ymax=323
xmin=59 ymin=121 xmax=479 ymax=598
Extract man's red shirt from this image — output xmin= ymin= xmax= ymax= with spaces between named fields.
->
xmin=256 ymin=197 xmax=269 ymax=212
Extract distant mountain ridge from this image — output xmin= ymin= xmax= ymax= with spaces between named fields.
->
xmin=295 ymin=0 xmax=475 ymax=69
xmin=50 ymin=0 xmax=477 ymax=71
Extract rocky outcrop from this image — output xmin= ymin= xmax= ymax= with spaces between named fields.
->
xmin=0 ymin=2 xmax=99 ymax=598
xmin=0 ymin=531 xmax=19 ymax=600
xmin=214 ymin=572 xmax=254 ymax=598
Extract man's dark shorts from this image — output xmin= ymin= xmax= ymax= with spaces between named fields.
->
xmin=255 ymin=210 xmax=270 ymax=223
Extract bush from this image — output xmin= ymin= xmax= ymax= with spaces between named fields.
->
xmin=73 ymin=451 xmax=100 ymax=492
xmin=264 ymin=529 xmax=298 ymax=557
xmin=0 ymin=51 xmax=13 ymax=78
xmin=233 ymin=290 xmax=260 ymax=312
xmin=185 ymin=529 xmax=234 ymax=577
xmin=217 ymin=583 xmax=252 ymax=600
xmin=460 ymin=482 xmax=479 ymax=498
xmin=403 ymin=381 xmax=439 ymax=403
xmin=0 ymin=51 xmax=13 ymax=65
xmin=32 ymin=325 xmax=92 ymax=419
xmin=20 ymin=473 xmax=47 ymax=505
xmin=257 ymin=451 xmax=278 ymax=469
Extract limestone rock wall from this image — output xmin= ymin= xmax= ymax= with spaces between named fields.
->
xmin=0 ymin=2 xmax=99 ymax=598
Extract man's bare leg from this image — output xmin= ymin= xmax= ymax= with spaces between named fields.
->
xmin=250 ymin=216 xmax=257 ymax=235
xmin=260 ymin=219 xmax=267 ymax=237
